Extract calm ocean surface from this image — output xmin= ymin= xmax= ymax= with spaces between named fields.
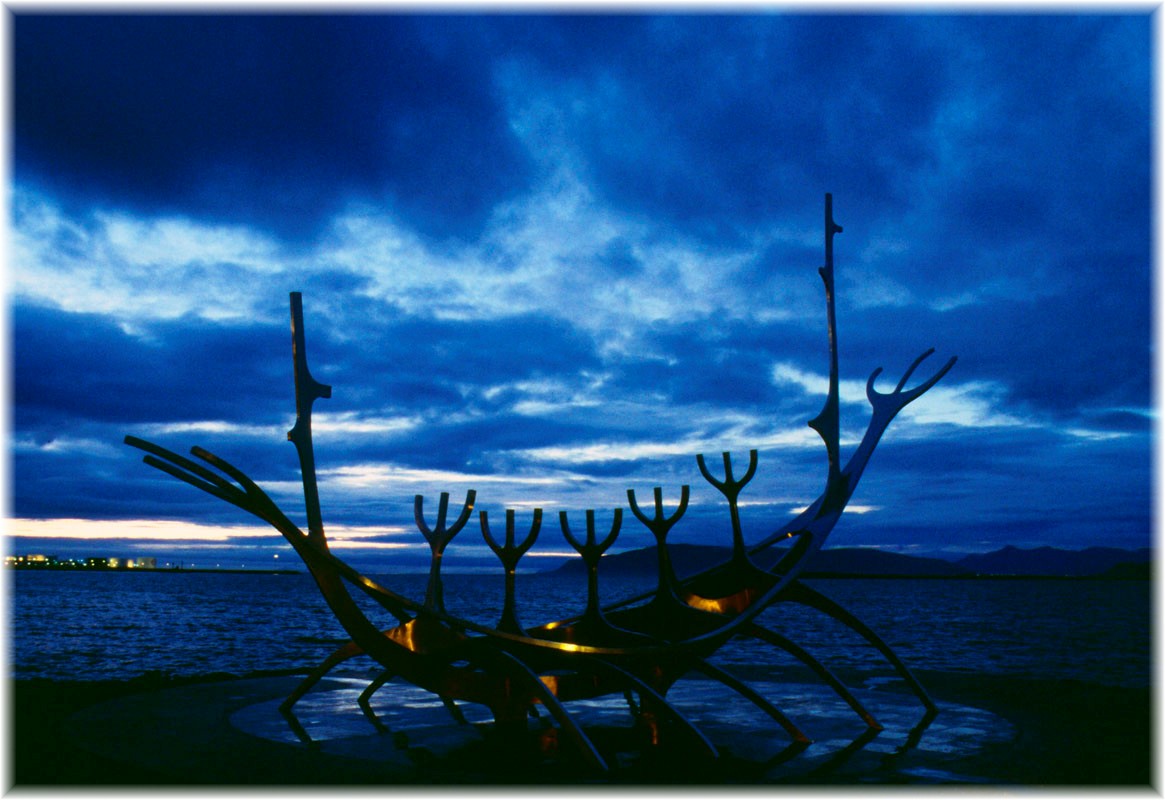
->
xmin=7 ymin=570 xmax=1151 ymax=689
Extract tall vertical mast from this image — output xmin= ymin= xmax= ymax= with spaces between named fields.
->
xmin=808 ymin=194 xmax=845 ymax=508
xmin=287 ymin=292 xmax=333 ymax=547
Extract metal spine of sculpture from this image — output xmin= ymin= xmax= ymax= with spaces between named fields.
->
xmin=125 ymin=195 xmax=956 ymax=772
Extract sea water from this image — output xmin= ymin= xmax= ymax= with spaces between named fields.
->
xmin=7 ymin=569 xmax=1151 ymax=688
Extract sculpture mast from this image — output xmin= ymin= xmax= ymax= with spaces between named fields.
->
xmin=807 ymin=194 xmax=846 ymax=511
xmin=287 ymin=292 xmax=333 ymax=548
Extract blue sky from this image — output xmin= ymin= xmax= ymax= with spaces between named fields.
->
xmin=9 ymin=11 xmax=1153 ymax=572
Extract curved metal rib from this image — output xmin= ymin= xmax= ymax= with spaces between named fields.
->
xmin=783 ymin=581 xmax=937 ymax=713
xmin=581 ymin=656 xmax=720 ymax=761
xmin=479 ymin=646 xmax=610 ymax=773
xmin=745 ymin=623 xmax=881 ymax=729
xmin=280 ymin=640 xmax=365 ymax=713
xmin=357 ymin=671 xmax=394 ymax=734
xmin=690 ymin=659 xmax=811 ymax=743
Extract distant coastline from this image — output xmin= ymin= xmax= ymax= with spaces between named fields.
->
xmin=5 ymin=562 xmax=301 ymax=576
xmin=8 ymin=543 xmax=1150 ymax=580
xmin=544 ymin=543 xmax=1152 ymax=581
xmin=4 ymin=553 xmax=300 ymax=575
xmin=7 ymin=566 xmax=302 ymax=576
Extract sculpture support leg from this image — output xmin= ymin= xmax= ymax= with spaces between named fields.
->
xmin=583 ymin=656 xmax=720 ymax=760
xmin=357 ymin=670 xmax=394 ymax=732
xmin=280 ymin=640 xmax=366 ymax=713
xmin=440 ymin=694 xmax=471 ymax=726
xmin=356 ymin=669 xmax=469 ymax=727
xmin=691 ymin=659 xmax=811 ymax=743
xmin=484 ymin=648 xmax=610 ymax=773
xmin=746 ymin=623 xmax=882 ymax=729
xmin=784 ymin=581 xmax=937 ymax=713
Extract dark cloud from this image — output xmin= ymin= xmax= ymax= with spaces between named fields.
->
xmin=14 ymin=303 xmax=289 ymax=426
xmin=847 ymin=269 xmax=1150 ymax=425
xmin=330 ymin=412 xmax=606 ymax=475
xmin=13 ymin=14 xmax=532 ymax=241
xmin=581 ymin=14 xmax=1150 ymax=262
xmin=609 ymin=317 xmax=820 ymax=414
xmin=321 ymin=309 xmax=604 ymax=410
xmin=494 ymin=15 xmax=960 ymax=232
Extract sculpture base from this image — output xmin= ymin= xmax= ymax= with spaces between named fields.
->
xmin=60 ymin=671 xmax=1018 ymax=784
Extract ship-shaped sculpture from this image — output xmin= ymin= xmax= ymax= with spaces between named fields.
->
xmin=126 ymin=195 xmax=955 ymax=773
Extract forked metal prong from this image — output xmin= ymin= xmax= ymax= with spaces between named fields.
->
xmin=415 ymin=490 xmax=477 ymax=612
xmin=481 ymin=508 xmax=542 ymax=634
xmin=867 ymin=350 xmax=958 ymax=412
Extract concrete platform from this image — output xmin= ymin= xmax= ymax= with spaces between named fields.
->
xmin=63 ymin=672 xmax=1015 ymax=784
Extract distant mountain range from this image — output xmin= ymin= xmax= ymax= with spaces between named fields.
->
xmin=953 ymin=545 xmax=1152 ymax=578
xmin=545 ymin=543 xmax=1152 ymax=579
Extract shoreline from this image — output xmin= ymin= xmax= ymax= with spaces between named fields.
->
xmin=7 ymin=567 xmax=1151 ymax=580
xmin=6 ymin=567 xmax=301 ymax=575
xmin=8 ymin=667 xmax=1152 ymax=787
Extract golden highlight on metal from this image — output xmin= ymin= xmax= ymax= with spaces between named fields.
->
xmin=125 ymin=195 xmax=956 ymax=773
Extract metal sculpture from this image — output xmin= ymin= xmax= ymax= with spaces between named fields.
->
xmin=125 ymin=195 xmax=956 ymax=773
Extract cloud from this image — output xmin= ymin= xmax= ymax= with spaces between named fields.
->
xmin=13 ymin=302 xmax=289 ymax=426
xmin=9 ymin=13 xmax=1151 ymax=568
xmin=13 ymin=14 xmax=533 ymax=241
xmin=8 ymin=518 xmax=277 ymax=542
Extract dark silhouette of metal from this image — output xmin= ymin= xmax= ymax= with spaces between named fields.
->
xmin=125 ymin=195 xmax=956 ymax=773
xmin=415 ymin=490 xmax=477 ymax=614
xmin=554 ymin=509 xmax=631 ymax=641
xmin=480 ymin=508 xmax=542 ymax=635
xmin=697 ymin=449 xmax=758 ymax=569
xmin=287 ymin=292 xmax=332 ymax=550
xmin=626 ymin=485 xmax=690 ymax=607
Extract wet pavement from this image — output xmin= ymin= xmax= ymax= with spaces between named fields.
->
xmin=64 ymin=672 xmax=1016 ymax=784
